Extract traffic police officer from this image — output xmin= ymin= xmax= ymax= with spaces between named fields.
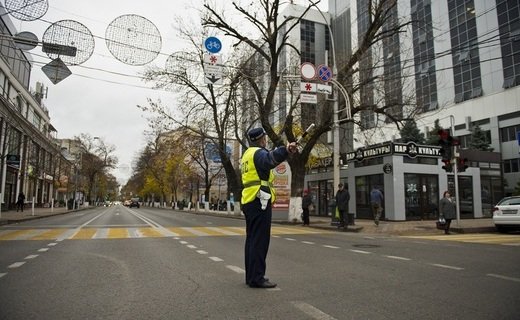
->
xmin=241 ymin=127 xmax=297 ymax=288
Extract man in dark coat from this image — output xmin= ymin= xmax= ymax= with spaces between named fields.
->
xmin=301 ymin=189 xmax=313 ymax=226
xmin=335 ymin=183 xmax=350 ymax=228
xmin=16 ymin=192 xmax=25 ymax=212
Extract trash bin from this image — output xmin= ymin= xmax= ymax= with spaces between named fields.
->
xmin=67 ymin=199 xmax=73 ymax=210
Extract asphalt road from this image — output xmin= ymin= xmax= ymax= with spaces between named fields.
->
xmin=0 ymin=205 xmax=519 ymax=320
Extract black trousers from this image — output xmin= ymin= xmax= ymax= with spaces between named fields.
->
xmin=243 ymin=198 xmax=272 ymax=285
xmin=445 ymin=218 xmax=452 ymax=233
xmin=302 ymin=208 xmax=310 ymax=225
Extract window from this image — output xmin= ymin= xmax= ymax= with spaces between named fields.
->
xmin=503 ymin=158 xmax=520 ymax=173
xmin=449 ymin=0 xmax=482 ymax=102
xmin=412 ymin=0 xmax=438 ymax=113
xmin=497 ymin=0 xmax=520 ymax=89
xmin=500 ymin=124 xmax=520 ymax=142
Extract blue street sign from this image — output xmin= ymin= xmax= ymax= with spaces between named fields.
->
xmin=204 ymin=37 xmax=222 ymax=54
xmin=317 ymin=64 xmax=332 ymax=82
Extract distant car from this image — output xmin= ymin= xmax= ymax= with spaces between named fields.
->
xmin=129 ymin=200 xmax=140 ymax=208
xmin=492 ymin=196 xmax=520 ymax=232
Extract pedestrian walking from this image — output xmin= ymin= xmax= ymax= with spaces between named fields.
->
xmin=439 ymin=190 xmax=456 ymax=234
xmin=335 ymin=183 xmax=350 ymax=228
xmin=370 ymin=186 xmax=384 ymax=226
xmin=241 ymin=127 xmax=297 ymax=289
xmin=16 ymin=192 xmax=25 ymax=212
xmin=301 ymin=189 xmax=313 ymax=226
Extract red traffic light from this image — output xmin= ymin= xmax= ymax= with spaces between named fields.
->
xmin=438 ymin=129 xmax=449 ymax=140
xmin=441 ymin=159 xmax=452 ymax=172
xmin=457 ymin=158 xmax=468 ymax=172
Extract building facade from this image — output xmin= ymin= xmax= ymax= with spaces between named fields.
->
xmin=293 ymin=0 xmax=520 ymax=220
xmin=0 ymin=7 xmax=71 ymax=211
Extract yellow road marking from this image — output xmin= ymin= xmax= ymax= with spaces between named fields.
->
xmin=30 ymin=229 xmax=68 ymax=240
xmin=0 ymin=225 xmax=328 ymax=240
xmin=0 ymin=230 xmax=32 ymax=240
xmin=403 ymin=234 xmax=520 ymax=245
xmin=71 ymin=229 xmax=97 ymax=239
xmin=139 ymin=228 xmax=164 ymax=238
xmin=107 ymin=228 xmax=129 ymax=239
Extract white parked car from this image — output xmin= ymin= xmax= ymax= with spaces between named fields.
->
xmin=492 ymin=196 xmax=520 ymax=232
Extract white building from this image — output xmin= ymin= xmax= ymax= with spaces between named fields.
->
xmin=240 ymin=1 xmax=518 ymax=221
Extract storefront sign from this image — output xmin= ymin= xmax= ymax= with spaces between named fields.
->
xmin=6 ymin=154 xmax=20 ymax=168
xmin=383 ymin=163 xmax=393 ymax=174
xmin=392 ymin=142 xmax=441 ymax=158
xmin=344 ymin=142 xmax=441 ymax=162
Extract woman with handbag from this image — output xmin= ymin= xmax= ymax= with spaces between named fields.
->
xmin=439 ymin=190 xmax=456 ymax=234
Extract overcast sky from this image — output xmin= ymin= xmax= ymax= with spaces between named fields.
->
xmin=8 ymin=0 xmax=326 ymax=185
xmin=8 ymin=0 xmax=204 ymax=184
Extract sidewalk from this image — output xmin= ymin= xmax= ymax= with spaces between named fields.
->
xmin=303 ymin=216 xmax=496 ymax=235
xmin=0 ymin=206 xmax=74 ymax=225
xmin=0 ymin=205 xmax=497 ymax=235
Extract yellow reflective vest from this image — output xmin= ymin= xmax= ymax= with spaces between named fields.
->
xmin=241 ymin=147 xmax=275 ymax=205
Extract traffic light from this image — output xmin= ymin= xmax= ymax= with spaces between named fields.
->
xmin=441 ymin=159 xmax=453 ymax=172
xmin=437 ymin=129 xmax=453 ymax=161
xmin=457 ymin=158 xmax=468 ymax=172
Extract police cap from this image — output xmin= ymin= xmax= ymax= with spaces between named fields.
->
xmin=248 ymin=128 xmax=266 ymax=142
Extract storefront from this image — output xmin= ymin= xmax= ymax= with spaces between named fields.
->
xmin=305 ymin=142 xmax=496 ymax=221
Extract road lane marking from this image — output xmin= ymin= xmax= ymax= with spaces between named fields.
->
xmin=196 ymin=250 xmax=208 ymax=254
xmin=25 ymin=255 xmax=39 ymax=259
xmin=0 ymin=225 xmax=326 ymax=241
xmin=93 ymin=228 xmax=109 ymax=239
xmin=128 ymin=210 xmax=180 ymax=237
xmin=48 ymin=243 xmax=57 ymax=246
xmin=186 ymin=244 xmax=197 ymax=249
xmin=108 ymin=228 xmax=129 ymax=239
xmin=138 ymin=227 xmax=164 ymax=238
xmin=226 ymin=265 xmax=245 ymax=274
xmin=487 ymin=273 xmax=520 ymax=283
xmin=0 ymin=273 xmax=6 ymax=278
xmin=30 ymin=229 xmax=68 ymax=240
xmin=302 ymin=241 xmax=315 ymax=244
xmin=384 ymin=255 xmax=411 ymax=261
xmin=209 ymin=257 xmax=223 ymax=262
xmin=8 ymin=262 xmax=25 ymax=268
xmin=403 ymin=234 xmax=520 ymax=246
xmin=0 ymin=229 xmax=42 ymax=240
xmin=291 ymin=301 xmax=337 ymax=320
xmin=204 ymin=227 xmax=241 ymax=236
xmin=71 ymin=229 xmax=97 ymax=240
xmin=430 ymin=263 xmax=464 ymax=270
xmin=180 ymin=241 xmax=188 ymax=244
xmin=350 ymin=249 xmax=371 ymax=254
xmin=38 ymin=248 xmax=49 ymax=252
xmin=323 ymin=245 xmax=340 ymax=249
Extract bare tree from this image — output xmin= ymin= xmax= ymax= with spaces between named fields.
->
xmin=201 ymin=0 xmax=418 ymax=199
xmin=140 ymin=14 xmax=248 ymax=203
xmin=75 ymin=134 xmax=118 ymax=203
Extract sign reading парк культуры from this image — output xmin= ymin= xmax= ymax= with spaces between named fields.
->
xmin=345 ymin=142 xmax=442 ymax=162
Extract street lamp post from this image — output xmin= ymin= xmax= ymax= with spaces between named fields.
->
xmin=309 ymin=1 xmax=352 ymax=194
